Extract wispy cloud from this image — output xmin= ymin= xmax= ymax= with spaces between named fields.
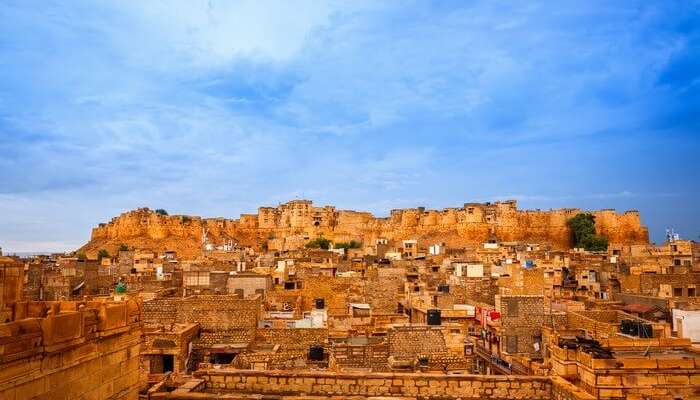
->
xmin=0 ymin=0 xmax=698 ymax=251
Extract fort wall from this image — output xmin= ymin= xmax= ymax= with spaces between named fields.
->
xmin=83 ymin=200 xmax=649 ymax=258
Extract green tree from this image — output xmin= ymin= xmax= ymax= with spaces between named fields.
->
xmin=568 ymin=213 xmax=608 ymax=251
xmin=582 ymin=234 xmax=609 ymax=252
xmin=118 ymin=244 xmax=129 ymax=252
xmin=97 ymin=249 xmax=110 ymax=261
xmin=155 ymin=209 xmax=168 ymax=216
xmin=76 ymin=252 xmax=87 ymax=261
xmin=306 ymin=237 xmax=332 ymax=250
xmin=334 ymin=240 xmax=363 ymax=250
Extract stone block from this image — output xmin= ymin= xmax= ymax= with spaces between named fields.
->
xmin=597 ymin=374 xmax=621 ymax=386
xmin=14 ymin=378 xmax=46 ymax=399
xmin=620 ymin=358 xmax=657 ymax=369
xmin=657 ymin=358 xmax=695 ymax=369
xmin=658 ymin=374 xmax=689 ymax=385
xmin=101 ymin=349 xmax=128 ymax=368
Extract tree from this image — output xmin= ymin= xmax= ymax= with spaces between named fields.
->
xmin=334 ymin=240 xmax=363 ymax=250
xmin=155 ymin=209 xmax=168 ymax=216
xmin=118 ymin=244 xmax=129 ymax=252
xmin=581 ymin=234 xmax=609 ymax=252
xmin=568 ymin=213 xmax=608 ymax=251
xmin=76 ymin=252 xmax=87 ymax=261
xmin=306 ymin=237 xmax=332 ymax=250
xmin=97 ymin=249 xmax=110 ymax=261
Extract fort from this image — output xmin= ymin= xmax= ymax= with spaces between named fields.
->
xmin=3 ymin=199 xmax=700 ymax=400
xmin=82 ymin=199 xmax=648 ymax=258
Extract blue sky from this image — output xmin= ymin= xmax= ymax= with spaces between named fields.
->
xmin=1 ymin=1 xmax=699 ymax=252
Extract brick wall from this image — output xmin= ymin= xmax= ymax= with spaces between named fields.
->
xmin=388 ymin=325 xmax=447 ymax=358
xmin=176 ymin=295 xmax=260 ymax=330
xmin=298 ymin=276 xmax=356 ymax=315
xmin=498 ymin=295 xmax=545 ymax=355
xmin=255 ymin=328 xmax=328 ymax=350
xmin=460 ymin=277 xmax=498 ymax=305
xmin=0 ymin=299 xmax=142 ymax=400
xmin=143 ymin=295 xmax=261 ymax=330
xmin=143 ymin=297 xmax=179 ymax=325
xmin=364 ymin=273 xmax=403 ymax=313
xmin=620 ymin=273 xmax=700 ymax=297
xmin=190 ymin=369 xmax=553 ymax=399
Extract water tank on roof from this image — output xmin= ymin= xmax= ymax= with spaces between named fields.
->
xmin=315 ymin=298 xmax=325 ymax=310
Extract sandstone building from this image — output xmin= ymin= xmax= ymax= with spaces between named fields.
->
xmin=4 ymin=199 xmax=700 ymax=399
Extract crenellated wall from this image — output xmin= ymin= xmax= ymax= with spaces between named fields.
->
xmin=82 ymin=200 xmax=649 ymax=258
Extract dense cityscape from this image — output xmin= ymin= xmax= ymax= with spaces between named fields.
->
xmin=1 ymin=199 xmax=699 ymax=399
xmin=2 ymin=2 xmax=698 ymax=399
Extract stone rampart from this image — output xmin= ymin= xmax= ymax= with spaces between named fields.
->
xmin=82 ymin=200 xmax=649 ymax=258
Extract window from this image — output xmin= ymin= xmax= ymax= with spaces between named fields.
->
xmin=674 ymin=259 xmax=681 ymax=266
xmin=507 ymin=299 xmax=519 ymax=317
xmin=151 ymin=355 xmax=174 ymax=373
xmin=210 ymin=353 xmax=235 ymax=364
xmin=673 ymin=287 xmax=683 ymax=297
xmin=688 ymin=287 xmax=696 ymax=297
xmin=506 ymin=336 xmax=518 ymax=353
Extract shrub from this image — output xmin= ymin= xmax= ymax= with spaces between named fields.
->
xmin=155 ymin=209 xmax=168 ymax=216
xmin=334 ymin=240 xmax=363 ymax=250
xmin=306 ymin=237 xmax=332 ymax=250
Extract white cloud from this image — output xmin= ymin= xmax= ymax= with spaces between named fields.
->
xmin=109 ymin=0 xmax=344 ymax=71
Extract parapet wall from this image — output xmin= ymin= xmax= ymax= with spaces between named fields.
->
xmin=191 ymin=369 xmax=554 ymax=399
xmin=0 ymin=298 xmax=143 ymax=400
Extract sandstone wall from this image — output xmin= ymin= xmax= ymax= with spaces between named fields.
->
xmin=82 ymin=200 xmax=649 ymax=258
xmin=143 ymin=295 xmax=260 ymax=330
xmin=188 ymin=369 xmax=553 ymax=399
xmin=0 ymin=300 xmax=142 ymax=400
